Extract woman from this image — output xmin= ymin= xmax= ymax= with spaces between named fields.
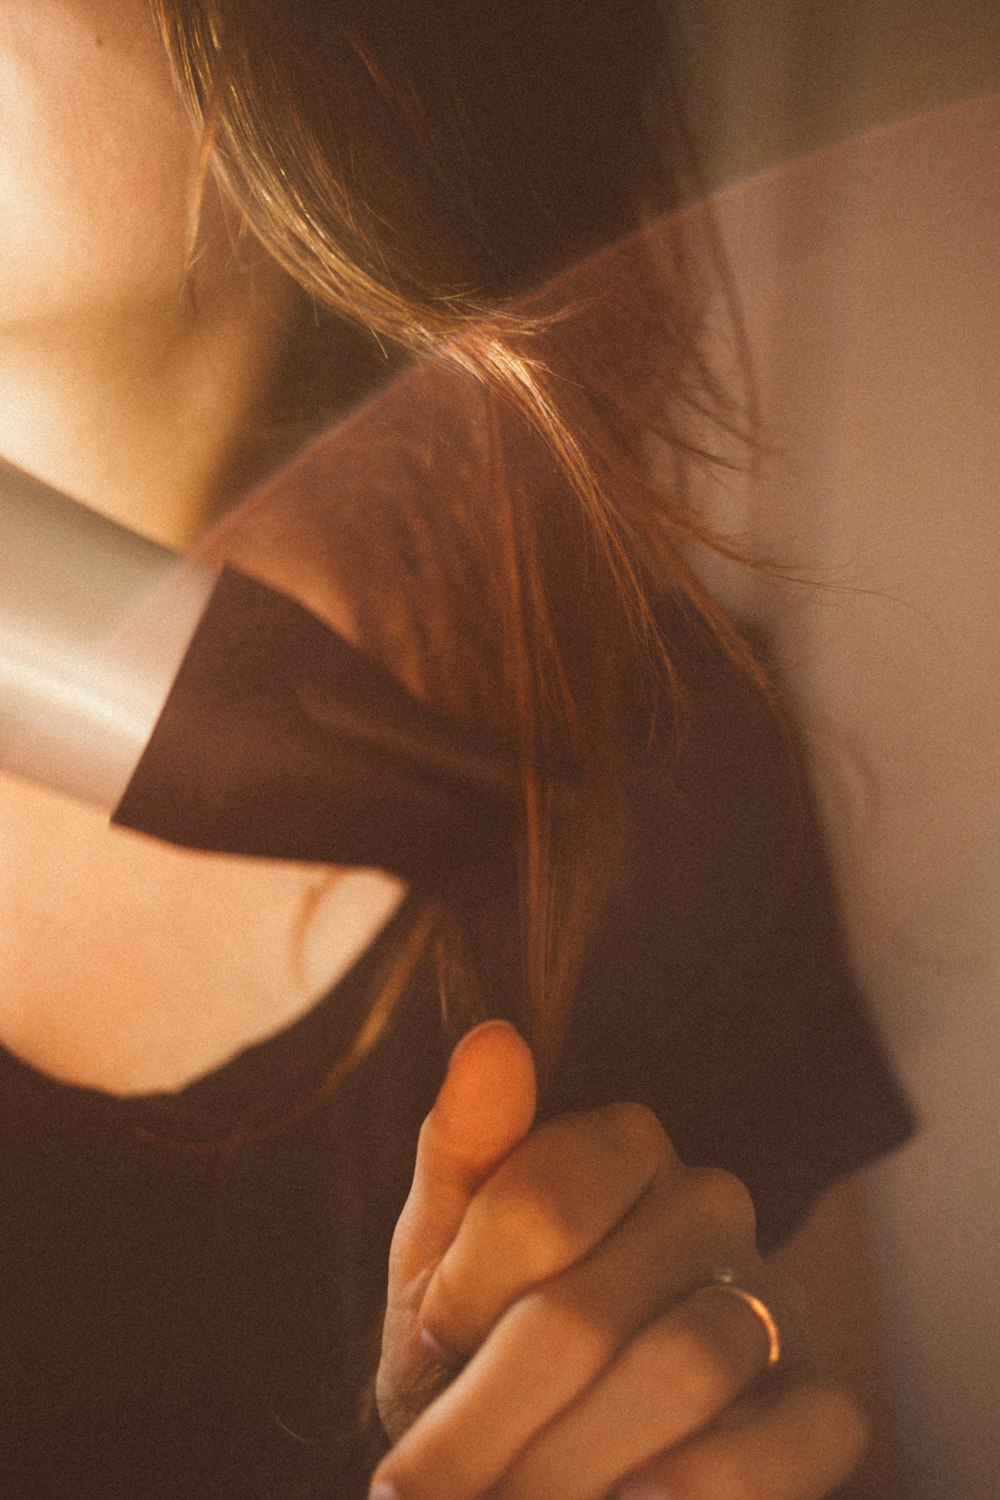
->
xmin=0 ymin=3 xmax=911 ymax=1496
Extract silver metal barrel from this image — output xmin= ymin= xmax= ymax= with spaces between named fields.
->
xmin=0 ymin=458 xmax=214 ymax=808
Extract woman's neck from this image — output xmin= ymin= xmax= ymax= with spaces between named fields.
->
xmin=0 ymin=240 xmax=299 ymax=551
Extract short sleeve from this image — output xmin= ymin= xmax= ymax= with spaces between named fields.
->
xmin=546 ymin=600 xmax=914 ymax=1253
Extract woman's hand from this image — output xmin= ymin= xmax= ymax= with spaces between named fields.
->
xmin=372 ymin=1020 xmax=866 ymax=1500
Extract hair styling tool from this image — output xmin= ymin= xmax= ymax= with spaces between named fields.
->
xmin=0 ymin=459 xmax=531 ymax=899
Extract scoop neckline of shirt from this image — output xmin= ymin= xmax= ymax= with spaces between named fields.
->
xmin=0 ymin=887 xmax=422 ymax=1128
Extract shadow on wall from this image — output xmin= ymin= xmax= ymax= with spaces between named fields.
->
xmin=672 ymin=83 xmax=1000 ymax=1500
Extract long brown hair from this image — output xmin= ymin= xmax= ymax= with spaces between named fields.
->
xmin=151 ymin=0 xmax=812 ymax=1091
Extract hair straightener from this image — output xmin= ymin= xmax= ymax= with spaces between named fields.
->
xmin=0 ymin=458 xmax=530 ymax=900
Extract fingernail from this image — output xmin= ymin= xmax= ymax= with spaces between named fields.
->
xmin=419 ymin=1325 xmax=461 ymax=1365
xmin=446 ymin=1018 xmax=518 ymax=1073
xmin=368 ymin=1482 xmax=399 ymax=1500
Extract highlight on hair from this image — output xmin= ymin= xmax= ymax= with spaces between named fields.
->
xmin=149 ymin=0 xmax=823 ymax=1099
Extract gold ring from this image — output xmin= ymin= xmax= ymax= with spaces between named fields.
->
xmin=706 ymin=1269 xmax=782 ymax=1368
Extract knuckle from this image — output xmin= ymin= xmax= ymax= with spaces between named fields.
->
xmin=469 ymin=1175 xmax=578 ymax=1282
xmin=662 ymin=1446 xmax=754 ymax=1500
xmin=807 ymin=1380 xmax=871 ymax=1471
xmin=538 ymin=1101 xmax=670 ymax=1183
xmin=634 ymin=1379 xmax=870 ymax=1500
xmin=520 ymin=1184 xmax=576 ymax=1260
xmin=508 ymin=1281 xmax=617 ymax=1379
xmin=661 ymin=1318 xmax=736 ymax=1415
xmin=471 ymin=1105 xmax=669 ymax=1270
xmin=685 ymin=1166 xmax=758 ymax=1243
xmin=681 ymin=1291 xmax=762 ymax=1393
xmin=598 ymin=1100 xmax=671 ymax=1164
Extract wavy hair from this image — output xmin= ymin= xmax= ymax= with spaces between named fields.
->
xmin=150 ymin=0 xmax=811 ymax=1096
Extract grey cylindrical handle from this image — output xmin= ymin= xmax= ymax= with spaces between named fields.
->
xmin=0 ymin=459 xmax=214 ymax=808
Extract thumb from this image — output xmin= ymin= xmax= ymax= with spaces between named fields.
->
xmin=389 ymin=1019 xmax=537 ymax=1296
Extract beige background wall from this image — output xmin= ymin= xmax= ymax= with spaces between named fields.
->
xmin=661 ymin=9 xmax=1000 ymax=1498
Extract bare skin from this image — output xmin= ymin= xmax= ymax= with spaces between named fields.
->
xmin=373 ymin=1022 xmax=885 ymax=1500
xmin=0 ymin=1 xmax=398 ymax=1093
xmin=0 ymin=0 xmax=302 ymax=544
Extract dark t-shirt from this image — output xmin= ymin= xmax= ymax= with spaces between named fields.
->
xmin=0 ymin=589 xmax=912 ymax=1498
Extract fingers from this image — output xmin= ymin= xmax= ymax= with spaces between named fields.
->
xmin=369 ymin=1255 xmax=779 ymax=1500
xmin=388 ymin=1021 xmax=538 ymax=1296
xmin=420 ymin=1102 xmax=677 ymax=1357
xmin=614 ymin=1378 xmax=868 ymax=1500
xmin=486 ymin=1283 xmax=795 ymax=1500
xmin=377 ymin=1022 xmax=538 ymax=1441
